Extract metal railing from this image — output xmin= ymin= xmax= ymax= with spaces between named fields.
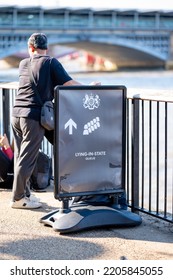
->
xmin=0 ymin=83 xmax=52 ymax=157
xmin=127 ymin=89 xmax=173 ymax=223
xmin=0 ymin=83 xmax=173 ymax=224
xmin=0 ymin=7 xmax=173 ymax=31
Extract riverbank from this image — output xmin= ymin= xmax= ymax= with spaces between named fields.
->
xmin=0 ymin=184 xmax=172 ymax=260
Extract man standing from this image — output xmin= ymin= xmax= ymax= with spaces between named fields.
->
xmin=11 ymin=33 xmax=81 ymax=209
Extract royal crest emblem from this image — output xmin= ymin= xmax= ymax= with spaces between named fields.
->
xmin=83 ymin=93 xmax=100 ymax=110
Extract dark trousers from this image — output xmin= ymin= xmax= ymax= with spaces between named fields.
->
xmin=11 ymin=117 xmax=45 ymax=201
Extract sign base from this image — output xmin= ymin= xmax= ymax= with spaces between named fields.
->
xmin=40 ymin=204 xmax=142 ymax=234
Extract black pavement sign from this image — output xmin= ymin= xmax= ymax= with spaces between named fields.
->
xmin=54 ymin=85 xmax=126 ymax=199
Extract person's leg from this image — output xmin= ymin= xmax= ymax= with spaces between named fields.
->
xmin=11 ymin=117 xmax=45 ymax=202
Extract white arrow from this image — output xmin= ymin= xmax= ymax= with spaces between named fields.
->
xmin=64 ymin=119 xmax=77 ymax=135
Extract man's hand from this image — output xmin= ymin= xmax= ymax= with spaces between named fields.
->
xmin=0 ymin=134 xmax=10 ymax=149
xmin=89 ymin=81 xmax=101 ymax=85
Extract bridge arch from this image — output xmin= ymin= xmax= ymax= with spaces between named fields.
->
xmin=0 ymin=33 xmax=167 ymax=69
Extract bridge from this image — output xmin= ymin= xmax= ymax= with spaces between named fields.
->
xmin=0 ymin=6 xmax=173 ymax=69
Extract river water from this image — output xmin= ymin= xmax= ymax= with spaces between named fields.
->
xmin=0 ymin=67 xmax=173 ymax=90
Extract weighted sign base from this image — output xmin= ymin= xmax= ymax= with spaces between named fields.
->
xmin=40 ymin=204 xmax=142 ymax=234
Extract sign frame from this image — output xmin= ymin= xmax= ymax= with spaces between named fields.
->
xmin=54 ymin=85 xmax=127 ymax=200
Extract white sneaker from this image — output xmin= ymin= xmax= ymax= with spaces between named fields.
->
xmin=28 ymin=195 xmax=40 ymax=202
xmin=10 ymin=197 xmax=41 ymax=209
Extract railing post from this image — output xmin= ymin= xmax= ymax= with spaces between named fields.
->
xmin=132 ymin=98 xmax=140 ymax=213
xmin=2 ymin=88 xmax=10 ymax=140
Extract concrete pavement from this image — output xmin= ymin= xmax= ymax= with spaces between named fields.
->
xmin=0 ymin=184 xmax=173 ymax=260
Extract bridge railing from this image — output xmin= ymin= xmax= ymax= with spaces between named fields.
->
xmin=0 ymin=6 xmax=173 ymax=30
xmin=0 ymin=83 xmax=173 ymax=224
xmin=0 ymin=7 xmax=173 ymax=31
